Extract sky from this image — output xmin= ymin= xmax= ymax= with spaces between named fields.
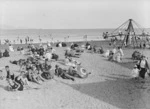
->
xmin=0 ymin=0 xmax=150 ymax=29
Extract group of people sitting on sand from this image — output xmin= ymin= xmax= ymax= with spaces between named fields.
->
xmin=103 ymin=46 xmax=124 ymax=63
xmin=26 ymin=44 xmax=59 ymax=61
xmin=0 ymin=42 xmax=91 ymax=91
xmin=6 ymin=58 xmax=54 ymax=91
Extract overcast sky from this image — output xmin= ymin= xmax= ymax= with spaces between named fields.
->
xmin=0 ymin=0 xmax=150 ymax=29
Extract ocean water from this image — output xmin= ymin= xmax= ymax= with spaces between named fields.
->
xmin=0 ymin=29 xmax=113 ymax=44
xmin=0 ymin=28 xmax=149 ymax=44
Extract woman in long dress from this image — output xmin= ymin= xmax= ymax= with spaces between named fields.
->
xmin=136 ymin=55 xmax=149 ymax=79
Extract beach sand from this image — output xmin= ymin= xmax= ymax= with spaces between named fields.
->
xmin=0 ymin=41 xmax=150 ymax=109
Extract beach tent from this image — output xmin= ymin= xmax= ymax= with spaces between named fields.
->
xmin=103 ymin=19 xmax=150 ymax=48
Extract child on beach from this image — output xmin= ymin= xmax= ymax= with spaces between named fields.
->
xmin=131 ymin=65 xmax=139 ymax=79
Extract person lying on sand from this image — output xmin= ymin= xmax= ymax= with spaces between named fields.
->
xmin=70 ymin=44 xmax=84 ymax=53
xmin=68 ymin=65 xmax=91 ymax=79
xmin=75 ymin=47 xmax=84 ymax=53
xmin=55 ymin=65 xmax=75 ymax=81
xmin=65 ymin=49 xmax=81 ymax=58
xmin=65 ymin=56 xmax=81 ymax=67
xmin=10 ymin=59 xmax=26 ymax=71
xmin=10 ymin=59 xmax=26 ymax=65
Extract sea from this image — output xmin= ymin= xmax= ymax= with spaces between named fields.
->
xmin=0 ymin=28 xmax=149 ymax=44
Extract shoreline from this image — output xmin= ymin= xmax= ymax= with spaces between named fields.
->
xmin=0 ymin=39 xmax=109 ymax=50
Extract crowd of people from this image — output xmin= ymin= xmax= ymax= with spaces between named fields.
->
xmin=0 ymin=42 xmax=92 ymax=91
xmin=100 ymin=44 xmax=150 ymax=81
xmin=0 ymin=40 xmax=150 ymax=91
xmin=103 ymin=46 xmax=124 ymax=63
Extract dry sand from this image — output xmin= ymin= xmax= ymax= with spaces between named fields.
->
xmin=0 ymin=44 xmax=150 ymax=109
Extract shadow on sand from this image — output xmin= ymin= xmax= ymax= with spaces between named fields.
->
xmin=67 ymin=75 xmax=146 ymax=109
xmin=102 ymin=57 xmax=138 ymax=70
xmin=0 ymin=84 xmax=9 ymax=91
xmin=115 ymin=60 xmax=138 ymax=70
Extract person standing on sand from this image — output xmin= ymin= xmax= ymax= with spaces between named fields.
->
xmin=117 ymin=46 xmax=124 ymax=60
xmin=136 ymin=55 xmax=149 ymax=79
xmin=27 ymin=36 xmax=30 ymax=42
xmin=25 ymin=38 xmax=28 ymax=44
xmin=20 ymin=39 xmax=22 ymax=44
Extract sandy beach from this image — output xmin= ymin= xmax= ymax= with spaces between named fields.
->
xmin=0 ymin=41 xmax=150 ymax=109
xmin=1 ymin=0 xmax=150 ymax=108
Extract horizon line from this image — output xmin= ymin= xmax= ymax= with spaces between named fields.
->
xmin=1 ymin=27 xmax=150 ymax=30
